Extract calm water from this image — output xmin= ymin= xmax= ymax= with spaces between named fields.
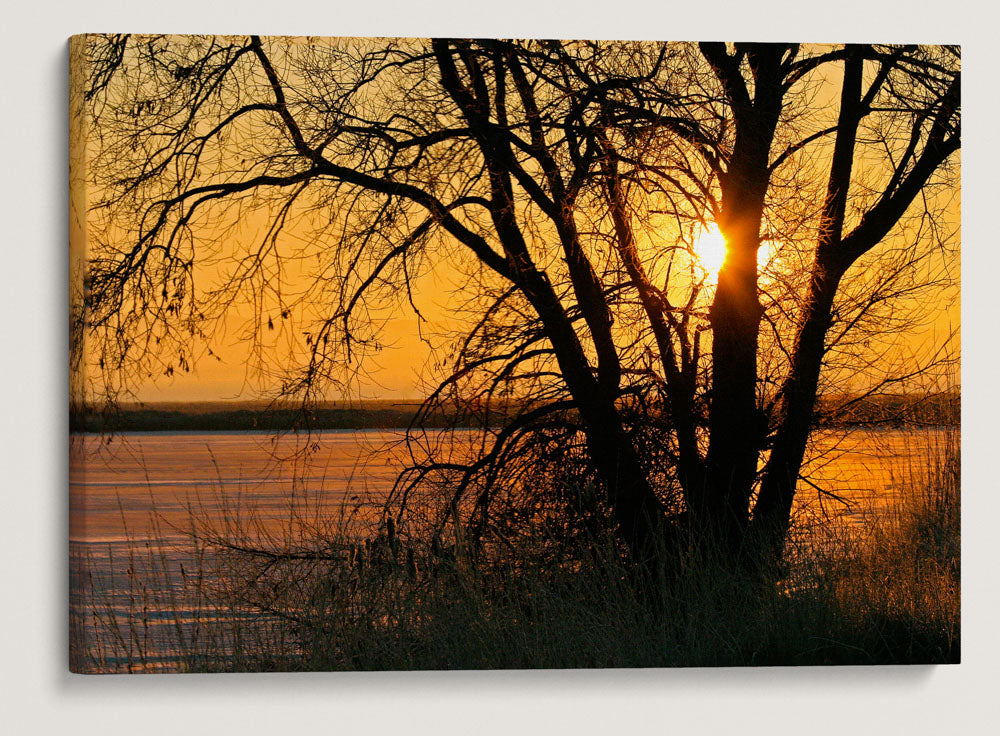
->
xmin=69 ymin=427 xmax=952 ymax=672
xmin=70 ymin=430 xmax=417 ymax=545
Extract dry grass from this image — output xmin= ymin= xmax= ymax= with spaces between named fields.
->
xmin=70 ymin=429 xmax=960 ymax=672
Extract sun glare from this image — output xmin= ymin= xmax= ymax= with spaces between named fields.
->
xmin=693 ymin=223 xmax=775 ymax=281
xmin=693 ymin=223 xmax=728 ymax=277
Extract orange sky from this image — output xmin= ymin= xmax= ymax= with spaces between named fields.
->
xmin=75 ymin=39 xmax=960 ymax=404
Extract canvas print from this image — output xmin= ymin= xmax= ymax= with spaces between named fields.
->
xmin=69 ymin=36 xmax=960 ymax=673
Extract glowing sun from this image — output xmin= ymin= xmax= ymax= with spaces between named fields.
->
xmin=693 ymin=223 xmax=728 ymax=277
xmin=692 ymin=223 xmax=775 ymax=280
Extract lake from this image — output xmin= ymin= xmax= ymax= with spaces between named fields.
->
xmin=69 ymin=426 xmax=953 ymax=672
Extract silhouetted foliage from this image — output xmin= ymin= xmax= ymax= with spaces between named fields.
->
xmin=76 ymin=36 xmax=960 ymax=574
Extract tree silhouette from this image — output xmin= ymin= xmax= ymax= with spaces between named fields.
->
xmin=77 ymin=36 xmax=960 ymax=572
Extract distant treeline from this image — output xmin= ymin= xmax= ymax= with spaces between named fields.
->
xmin=815 ymin=392 xmax=960 ymax=427
xmin=71 ymin=392 xmax=959 ymax=434
xmin=72 ymin=401 xmax=490 ymax=433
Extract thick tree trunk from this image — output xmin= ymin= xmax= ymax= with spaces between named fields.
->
xmin=697 ymin=138 xmax=775 ymax=556
xmin=695 ymin=44 xmax=787 ymax=559
xmin=701 ymin=226 xmax=765 ymax=552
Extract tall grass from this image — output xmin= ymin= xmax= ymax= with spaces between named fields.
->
xmin=70 ymin=429 xmax=959 ymax=672
xmin=796 ymin=428 xmax=960 ymax=664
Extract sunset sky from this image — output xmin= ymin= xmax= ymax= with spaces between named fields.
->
xmin=74 ymin=37 xmax=961 ymax=404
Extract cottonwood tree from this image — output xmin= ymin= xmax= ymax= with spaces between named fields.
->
xmin=77 ymin=36 xmax=960 ymax=572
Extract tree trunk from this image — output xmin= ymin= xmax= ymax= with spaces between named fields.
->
xmin=579 ymin=398 xmax=665 ymax=567
xmin=695 ymin=44 xmax=786 ymax=559
xmin=697 ymin=139 xmax=775 ymax=556
xmin=514 ymin=259 xmax=666 ymax=570
xmin=752 ymin=47 xmax=864 ymax=560
xmin=701 ymin=223 xmax=765 ymax=553
xmin=752 ymin=260 xmax=844 ymax=556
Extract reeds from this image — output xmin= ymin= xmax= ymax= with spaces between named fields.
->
xmin=70 ymin=428 xmax=960 ymax=672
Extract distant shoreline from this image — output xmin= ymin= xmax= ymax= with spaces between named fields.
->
xmin=72 ymin=404 xmax=473 ymax=433
xmin=71 ymin=393 xmax=959 ymax=434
